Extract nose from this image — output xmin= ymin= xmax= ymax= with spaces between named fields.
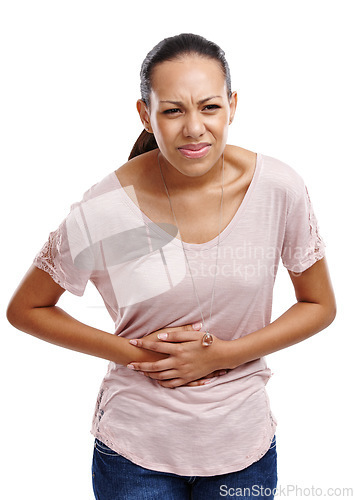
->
xmin=183 ymin=111 xmax=206 ymax=138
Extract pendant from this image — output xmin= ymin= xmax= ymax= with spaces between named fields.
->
xmin=202 ymin=332 xmax=214 ymax=347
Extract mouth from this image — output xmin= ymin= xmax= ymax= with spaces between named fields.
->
xmin=178 ymin=143 xmax=211 ymax=159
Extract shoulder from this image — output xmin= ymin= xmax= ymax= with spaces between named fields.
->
xmin=225 ymin=145 xmax=305 ymax=199
xmin=70 ymin=150 xmax=155 ymax=207
xmin=114 ymin=149 xmax=158 ymax=191
xmin=259 ymin=153 xmax=306 ymax=203
xmin=64 ymin=166 xmax=122 ymax=221
xmin=62 ymin=150 xmax=158 ymax=224
xmin=70 ymin=150 xmax=156 ymax=206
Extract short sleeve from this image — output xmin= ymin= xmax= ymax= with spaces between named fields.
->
xmin=281 ymin=179 xmax=326 ymax=273
xmin=33 ymin=205 xmax=92 ymax=296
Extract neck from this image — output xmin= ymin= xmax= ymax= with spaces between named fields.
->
xmin=157 ymin=151 xmax=225 ymax=194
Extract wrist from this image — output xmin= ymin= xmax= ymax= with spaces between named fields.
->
xmin=214 ymin=338 xmax=238 ymax=371
xmin=215 ymin=337 xmax=256 ymax=370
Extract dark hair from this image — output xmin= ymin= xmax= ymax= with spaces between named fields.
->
xmin=128 ymin=33 xmax=232 ymax=160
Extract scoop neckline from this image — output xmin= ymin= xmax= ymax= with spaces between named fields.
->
xmin=111 ymin=152 xmax=262 ymax=251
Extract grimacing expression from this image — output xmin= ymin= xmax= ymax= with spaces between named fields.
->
xmin=138 ymin=55 xmax=237 ymax=178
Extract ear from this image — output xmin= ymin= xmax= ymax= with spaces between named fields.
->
xmin=137 ymin=99 xmax=152 ymax=133
xmin=228 ymin=91 xmax=238 ymax=125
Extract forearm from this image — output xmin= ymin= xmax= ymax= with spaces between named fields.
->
xmin=8 ymin=305 xmax=165 ymax=366
xmin=222 ymin=300 xmax=336 ymax=370
xmin=124 ymin=260 xmax=336 ymax=388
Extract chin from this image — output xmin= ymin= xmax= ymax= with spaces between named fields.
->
xmin=179 ymin=154 xmax=222 ymax=173
xmin=176 ymin=162 xmax=217 ymax=178
xmin=159 ymin=147 xmax=223 ymax=177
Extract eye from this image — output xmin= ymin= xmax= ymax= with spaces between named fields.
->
xmin=203 ymin=104 xmax=221 ymax=111
xmin=163 ymin=108 xmax=182 ymax=114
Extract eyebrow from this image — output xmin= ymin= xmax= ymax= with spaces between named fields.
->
xmin=159 ymin=95 xmax=222 ymax=106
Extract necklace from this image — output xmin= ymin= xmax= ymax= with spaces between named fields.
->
xmin=157 ymin=152 xmax=225 ymax=346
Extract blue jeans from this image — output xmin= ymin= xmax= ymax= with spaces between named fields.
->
xmin=91 ymin=436 xmax=277 ymax=499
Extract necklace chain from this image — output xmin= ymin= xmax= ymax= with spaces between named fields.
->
xmin=157 ymin=152 xmax=225 ymax=335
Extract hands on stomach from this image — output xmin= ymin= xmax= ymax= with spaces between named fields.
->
xmin=126 ymin=323 xmax=229 ymax=389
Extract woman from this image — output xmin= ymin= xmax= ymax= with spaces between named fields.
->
xmin=7 ymin=33 xmax=336 ymax=499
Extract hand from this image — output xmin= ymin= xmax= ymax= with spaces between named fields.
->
xmin=179 ymin=369 xmax=229 ymax=387
xmin=130 ymin=323 xmax=199 ymax=360
xmin=130 ymin=324 xmax=229 ymax=387
xmin=127 ymin=328 xmax=228 ymax=388
xmin=126 ymin=324 xmax=203 ymax=364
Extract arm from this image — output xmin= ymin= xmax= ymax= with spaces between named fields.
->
xmin=127 ymin=257 xmax=336 ymax=387
xmin=6 ymin=265 xmax=170 ymax=365
xmin=7 ymin=265 xmax=225 ymax=385
xmin=219 ymin=256 xmax=336 ymax=368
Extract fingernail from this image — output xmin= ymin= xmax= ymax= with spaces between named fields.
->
xmin=126 ymin=364 xmax=135 ymax=370
xmin=157 ymin=333 xmax=168 ymax=340
xmin=192 ymin=322 xmax=202 ymax=330
xmin=129 ymin=339 xmax=138 ymax=345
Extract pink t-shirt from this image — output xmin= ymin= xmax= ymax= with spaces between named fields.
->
xmin=33 ymin=152 xmax=325 ymax=476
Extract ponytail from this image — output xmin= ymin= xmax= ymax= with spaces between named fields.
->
xmin=128 ymin=129 xmax=158 ymax=160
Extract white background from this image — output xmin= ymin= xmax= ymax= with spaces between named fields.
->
xmin=1 ymin=0 xmax=352 ymax=498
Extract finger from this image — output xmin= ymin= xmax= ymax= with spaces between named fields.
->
xmin=205 ymin=369 xmax=228 ymax=378
xmin=129 ymin=339 xmax=180 ymax=354
xmin=155 ymin=331 xmax=204 ymax=343
xmin=127 ymin=357 xmax=174 ymax=373
xmin=152 ymin=322 xmax=203 ymax=336
xmin=157 ymin=376 xmax=214 ymax=389
xmin=183 ymin=378 xmax=215 ymax=387
xmin=156 ymin=378 xmax=188 ymax=389
xmin=180 ymin=371 xmax=228 ymax=387
xmin=142 ymin=369 xmax=179 ymax=381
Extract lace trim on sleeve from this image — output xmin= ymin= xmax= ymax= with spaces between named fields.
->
xmin=33 ymin=227 xmax=67 ymax=289
xmin=306 ymin=186 xmax=326 ymax=261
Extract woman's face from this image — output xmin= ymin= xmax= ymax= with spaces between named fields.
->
xmin=138 ymin=55 xmax=237 ymax=179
